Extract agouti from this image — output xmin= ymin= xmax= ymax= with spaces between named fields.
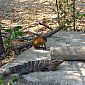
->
xmin=32 ymin=36 xmax=47 ymax=50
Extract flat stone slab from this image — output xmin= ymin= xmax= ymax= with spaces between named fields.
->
xmin=46 ymin=31 xmax=85 ymax=48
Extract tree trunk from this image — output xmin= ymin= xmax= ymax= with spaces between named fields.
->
xmin=56 ymin=0 xmax=60 ymax=24
xmin=73 ymin=0 xmax=76 ymax=31
xmin=0 ymin=26 xmax=5 ymax=60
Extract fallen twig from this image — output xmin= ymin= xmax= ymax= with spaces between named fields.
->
xmin=39 ymin=21 xmax=53 ymax=31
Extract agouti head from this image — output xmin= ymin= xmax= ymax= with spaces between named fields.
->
xmin=32 ymin=36 xmax=47 ymax=49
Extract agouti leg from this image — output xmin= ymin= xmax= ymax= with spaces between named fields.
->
xmin=43 ymin=43 xmax=46 ymax=50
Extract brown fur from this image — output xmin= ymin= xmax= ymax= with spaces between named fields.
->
xmin=32 ymin=37 xmax=47 ymax=49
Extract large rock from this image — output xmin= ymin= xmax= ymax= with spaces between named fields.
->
xmin=46 ymin=31 xmax=85 ymax=48
xmin=50 ymin=46 xmax=85 ymax=60
xmin=6 ymin=61 xmax=85 ymax=85
xmin=0 ymin=32 xmax=85 ymax=85
xmin=0 ymin=48 xmax=62 ymax=75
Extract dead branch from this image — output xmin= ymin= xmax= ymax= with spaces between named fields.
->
xmin=15 ymin=35 xmax=35 ymax=41
xmin=43 ymin=25 xmax=63 ymax=38
xmin=39 ymin=21 xmax=53 ymax=31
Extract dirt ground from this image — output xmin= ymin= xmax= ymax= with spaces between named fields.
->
xmin=0 ymin=0 xmax=85 ymax=31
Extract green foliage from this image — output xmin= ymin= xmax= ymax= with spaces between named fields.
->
xmin=56 ymin=0 xmax=73 ymax=31
xmin=4 ymin=26 xmax=24 ymax=46
xmin=11 ymin=75 xmax=18 ymax=83
xmin=8 ymin=75 xmax=18 ymax=85
xmin=76 ymin=11 xmax=85 ymax=19
xmin=56 ymin=0 xmax=84 ymax=31
xmin=55 ymin=0 xmax=82 ymax=31
xmin=0 ymin=75 xmax=18 ymax=85
xmin=0 ymin=75 xmax=4 ymax=85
